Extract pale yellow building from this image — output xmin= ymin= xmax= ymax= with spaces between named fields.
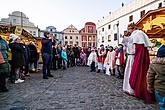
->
xmin=63 ymin=24 xmax=81 ymax=46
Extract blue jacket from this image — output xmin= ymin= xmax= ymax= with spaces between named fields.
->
xmin=61 ymin=50 xmax=67 ymax=61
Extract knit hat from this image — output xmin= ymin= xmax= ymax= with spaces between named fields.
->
xmin=157 ymin=45 xmax=165 ymax=57
xmin=10 ymin=34 xmax=19 ymax=43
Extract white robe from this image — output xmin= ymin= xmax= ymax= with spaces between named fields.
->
xmin=104 ymin=51 xmax=116 ymax=75
xmin=122 ymin=37 xmax=134 ymax=94
xmin=123 ymin=30 xmax=152 ymax=94
xmin=87 ymin=52 xmax=97 ymax=67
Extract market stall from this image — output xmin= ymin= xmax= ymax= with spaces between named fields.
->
xmin=136 ymin=7 xmax=165 ymax=60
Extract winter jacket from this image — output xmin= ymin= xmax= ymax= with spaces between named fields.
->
xmin=28 ymin=44 xmax=38 ymax=62
xmin=9 ymin=42 xmax=25 ymax=67
xmin=41 ymin=38 xmax=52 ymax=54
xmin=0 ymin=38 xmax=9 ymax=73
xmin=61 ymin=50 xmax=68 ymax=61
xmin=147 ymin=57 xmax=165 ymax=96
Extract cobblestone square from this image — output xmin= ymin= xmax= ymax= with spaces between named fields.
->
xmin=0 ymin=67 xmax=156 ymax=110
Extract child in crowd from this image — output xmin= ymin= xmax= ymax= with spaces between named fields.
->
xmin=104 ymin=46 xmax=116 ymax=76
xmin=61 ymin=47 xmax=68 ymax=70
xmin=87 ymin=48 xmax=97 ymax=72
xmin=115 ymin=44 xmax=125 ymax=79
xmin=80 ymin=50 xmax=87 ymax=66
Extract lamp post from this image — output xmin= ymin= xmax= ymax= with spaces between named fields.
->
xmin=116 ymin=21 xmax=119 ymax=45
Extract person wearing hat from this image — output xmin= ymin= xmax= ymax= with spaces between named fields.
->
xmin=9 ymin=34 xmax=25 ymax=84
xmin=127 ymin=23 xmax=152 ymax=103
xmin=87 ymin=48 xmax=97 ymax=72
xmin=97 ymin=44 xmax=106 ymax=73
xmin=115 ymin=44 xmax=125 ymax=79
xmin=147 ymin=45 xmax=165 ymax=109
xmin=104 ymin=46 xmax=116 ymax=76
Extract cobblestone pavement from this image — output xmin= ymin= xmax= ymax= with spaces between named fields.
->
xmin=0 ymin=67 xmax=156 ymax=110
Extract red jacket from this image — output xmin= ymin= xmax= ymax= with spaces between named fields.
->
xmin=98 ymin=49 xmax=106 ymax=63
xmin=115 ymin=49 xmax=124 ymax=66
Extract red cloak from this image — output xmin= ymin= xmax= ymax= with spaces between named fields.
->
xmin=129 ymin=44 xmax=151 ymax=103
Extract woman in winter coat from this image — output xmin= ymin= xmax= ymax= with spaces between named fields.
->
xmin=0 ymin=36 xmax=9 ymax=92
xmin=9 ymin=35 xmax=25 ymax=84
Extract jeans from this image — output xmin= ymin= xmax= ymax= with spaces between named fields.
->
xmin=155 ymin=90 xmax=165 ymax=110
xmin=62 ymin=60 xmax=67 ymax=69
xmin=42 ymin=53 xmax=52 ymax=76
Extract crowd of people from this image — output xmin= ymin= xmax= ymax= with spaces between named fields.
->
xmin=0 ymin=23 xmax=164 ymax=109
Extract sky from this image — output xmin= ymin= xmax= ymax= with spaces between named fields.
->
xmin=0 ymin=0 xmax=132 ymax=31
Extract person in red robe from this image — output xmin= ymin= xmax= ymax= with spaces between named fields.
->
xmin=128 ymin=23 xmax=153 ymax=104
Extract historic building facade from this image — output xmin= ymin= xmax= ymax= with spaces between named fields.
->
xmin=97 ymin=0 xmax=165 ymax=47
xmin=80 ymin=22 xmax=97 ymax=47
xmin=63 ymin=24 xmax=81 ymax=46
xmin=40 ymin=26 xmax=63 ymax=44
xmin=0 ymin=11 xmax=39 ymax=37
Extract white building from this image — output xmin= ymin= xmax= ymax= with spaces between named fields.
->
xmin=63 ymin=24 xmax=81 ymax=46
xmin=97 ymin=0 xmax=165 ymax=47
xmin=40 ymin=26 xmax=63 ymax=44
xmin=0 ymin=11 xmax=39 ymax=37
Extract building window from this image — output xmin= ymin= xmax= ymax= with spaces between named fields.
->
xmin=65 ymin=41 xmax=68 ymax=45
xmin=33 ymin=31 xmax=36 ymax=35
xmin=102 ymin=28 xmax=104 ymax=32
xmin=50 ymin=29 xmax=52 ymax=32
xmin=89 ymin=36 xmax=92 ymax=41
xmin=76 ymin=36 xmax=78 ymax=40
xmin=140 ymin=10 xmax=145 ymax=18
xmin=129 ymin=15 xmax=133 ymax=22
xmin=93 ymin=43 xmax=95 ymax=47
xmin=89 ymin=43 xmax=92 ymax=47
xmin=102 ymin=36 xmax=104 ymax=43
xmin=70 ymin=41 xmax=73 ymax=45
xmin=13 ymin=19 xmax=16 ymax=24
xmin=65 ymin=36 xmax=67 ymax=39
xmin=70 ymin=36 xmax=72 ymax=39
xmin=108 ymin=25 xmax=111 ymax=29
xmin=83 ymin=36 xmax=87 ymax=41
xmin=93 ymin=36 xmax=95 ymax=41
xmin=108 ymin=35 xmax=111 ymax=42
xmin=30 ymin=31 xmax=32 ymax=34
xmin=158 ymin=2 xmax=162 ymax=8
xmin=76 ymin=42 xmax=79 ymax=45
xmin=88 ymin=26 xmax=93 ymax=33
xmin=72 ymin=30 xmax=74 ymax=32
xmin=114 ymin=33 xmax=118 ymax=41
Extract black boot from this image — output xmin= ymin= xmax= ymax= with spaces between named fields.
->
xmin=43 ymin=76 xmax=49 ymax=79
xmin=97 ymin=69 xmax=100 ymax=73
xmin=103 ymin=70 xmax=106 ymax=74
xmin=47 ymin=74 xmax=54 ymax=77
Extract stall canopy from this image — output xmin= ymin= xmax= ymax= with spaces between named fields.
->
xmin=136 ymin=7 xmax=165 ymax=38
xmin=0 ymin=25 xmax=16 ymax=35
xmin=0 ymin=25 xmax=36 ymax=39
